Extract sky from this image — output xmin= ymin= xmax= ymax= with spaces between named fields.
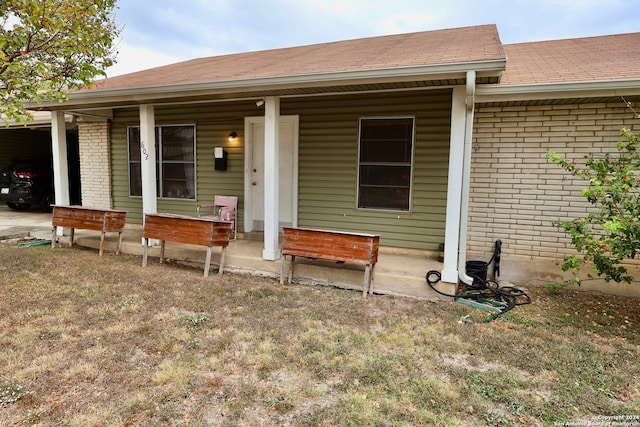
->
xmin=105 ymin=0 xmax=640 ymax=77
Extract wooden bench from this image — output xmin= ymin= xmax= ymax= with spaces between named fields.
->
xmin=142 ymin=213 xmax=232 ymax=277
xmin=280 ymin=227 xmax=380 ymax=296
xmin=51 ymin=205 xmax=127 ymax=256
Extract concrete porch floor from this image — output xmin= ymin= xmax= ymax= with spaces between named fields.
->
xmin=67 ymin=226 xmax=451 ymax=300
xmin=0 ymin=206 xmax=452 ymax=300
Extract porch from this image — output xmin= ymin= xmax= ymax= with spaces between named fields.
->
xmin=68 ymin=226 xmax=452 ymax=300
xmin=0 ymin=206 xmax=453 ymax=299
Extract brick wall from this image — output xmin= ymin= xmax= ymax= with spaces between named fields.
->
xmin=468 ymin=101 xmax=639 ymax=292
xmin=77 ymin=122 xmax=112 ymax=209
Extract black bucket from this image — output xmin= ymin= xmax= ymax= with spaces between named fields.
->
xmin=466 ymin=260 xmax=488 ymax=282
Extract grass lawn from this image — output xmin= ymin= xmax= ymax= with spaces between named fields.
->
xmin=0 ymin=242 xmax=638 ymax=426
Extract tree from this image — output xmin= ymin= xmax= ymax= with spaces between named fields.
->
xmin=547 ymin=128 xmax=640 ymax=286
xmin=0 ymin=0 xmax=119 ymax=123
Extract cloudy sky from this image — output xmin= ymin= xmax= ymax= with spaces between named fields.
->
xmin=106 ymin=0 xmax=640 ymax=77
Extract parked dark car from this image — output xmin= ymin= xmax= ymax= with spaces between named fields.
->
xmin=0 ymin=157 xmax=55 ymax=212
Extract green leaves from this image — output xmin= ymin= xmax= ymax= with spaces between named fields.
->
xmin=0 ymin=0 xmax=120 ymax=123
xmin=547 ymin=128 xmax=640 ymax=286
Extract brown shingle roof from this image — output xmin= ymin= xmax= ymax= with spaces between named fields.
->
xmin=500 ymin=32 xmax=640 ymax=86
xmin=63 ymin=25 xmax=640 ymax=109
xmin=90 ymin=24 xmax=505 ymax=92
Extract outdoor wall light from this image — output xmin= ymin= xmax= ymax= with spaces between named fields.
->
xmin=228 ymin=131 xmax=238 ymax=142
xmin=256 ymin=99 xmax=264 ymax=107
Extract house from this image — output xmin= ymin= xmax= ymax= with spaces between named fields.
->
xmin=30 ymin=24 xmax=640 ymax=297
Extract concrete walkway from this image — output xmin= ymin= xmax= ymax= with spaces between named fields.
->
xmin=0 ymin=205 xmax=451 ymax=299
xmin=0 ymin=205 xmax=53 ymax=241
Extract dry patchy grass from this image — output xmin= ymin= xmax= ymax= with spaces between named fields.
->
xmin=0 ymin=243 xmax=638 ymax=426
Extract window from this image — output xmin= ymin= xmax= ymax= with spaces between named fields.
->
xmin=358 ymin=117 xmax=413 ymax=211
xmin=128 ymin=125 xmax=196 ymax=199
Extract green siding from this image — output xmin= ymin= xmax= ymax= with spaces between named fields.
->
xmin=110 ymin=102 xmax=254 ymax=225
xmin=282 ymin=90 xmax=452 ymax=250
xmin=109 ymin=89 xmax=452 ymax=250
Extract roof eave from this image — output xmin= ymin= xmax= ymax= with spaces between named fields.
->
xmin=31 ymin=59 xmax=506 ymax=110
xmin=476 ymin=79 xmax=640 ymax=103
xmin=1 ymin=112 xmax=75 ymax=128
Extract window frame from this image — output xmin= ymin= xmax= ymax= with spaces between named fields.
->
xmin=356 ymin=116 xmax=415 ymax=212
xmin=127 ymin=124 xmax=197 ymax=200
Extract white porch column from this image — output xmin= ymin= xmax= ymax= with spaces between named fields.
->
xmin=51 ymin=111 xmax=70 ymax=236
xmin=139 ymin=105 xmax=157 ymax=218
xmin=441 ymin=86 xmax=466 ymax=283
xmin=262 ymin=96 xmax=280 ymax=260
xmin=51 ymin=111 xmax=70 ymax=207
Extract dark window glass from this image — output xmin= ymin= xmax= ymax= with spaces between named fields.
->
xmin=128 ymin=125 xmax=195 ymax=199
xmin=358 ymin=118 xmax=413 ymax=211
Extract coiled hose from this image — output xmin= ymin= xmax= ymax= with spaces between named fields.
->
xmin=425 ymin=244 xmax=531 ymax=323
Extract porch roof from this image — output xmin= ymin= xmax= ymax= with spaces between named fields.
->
xmin=35 ymin=24 xmax=507 ymax=110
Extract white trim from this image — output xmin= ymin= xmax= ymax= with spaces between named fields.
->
xmin=139 ymin=105 xmax=157 ymax=217
xmin=244 ymin=114 xmax=300 ymax=236
xmin=441 ymin=72 xmax=477 ymax=285
xmin=243 ymin=116 xmax=254 ymax=233
xmin=51 ymin=110 xmax=70 ymax=235
xmin=476 ymin=79 xmax=640 ymax=103
xmin=291 ymin=118 xmax=300 ymax=229
xmin=263 ymin=97 xmax=280 ymax=260
xmin=456 ymin=71 xmax=476 ymax=286
xmin=48 ymin=78 xmax=640 ymax=115
xmin=64 ymin=84 xmax=458 ymax=115
xmin=1 ymin=111 xmax=74 ymax=128
xmin=441 ymin=87 xmax=465 ymax=283
xmin=35 ymin=60 xmax=505 ymax=109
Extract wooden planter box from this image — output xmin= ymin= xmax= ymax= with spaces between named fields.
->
xmin=142 ymin=213 xmax=232 ymax=277
xmin=51 ymin=205 xmax=126 ymax=256
xmin=280 ymin=227 xmax=380 ymax=296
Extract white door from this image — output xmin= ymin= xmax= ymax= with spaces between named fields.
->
xmin=245 ymin=116 xmax=298 ymax=232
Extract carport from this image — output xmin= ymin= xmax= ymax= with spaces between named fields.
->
xmin=0 ymin=111 xmax=81 ymax=208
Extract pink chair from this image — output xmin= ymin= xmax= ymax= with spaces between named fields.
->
xmin=196 ymin=195 xmax=237 ymax=240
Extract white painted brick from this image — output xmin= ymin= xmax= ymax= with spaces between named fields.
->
xmin=78 ymin=122 xmax=112 ymax=209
